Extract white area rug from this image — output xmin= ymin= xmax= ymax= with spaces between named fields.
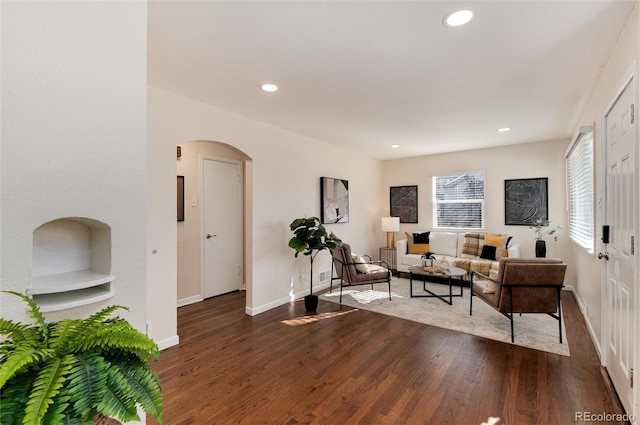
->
xmin=320 ymin=277 xmax=570 ymax=357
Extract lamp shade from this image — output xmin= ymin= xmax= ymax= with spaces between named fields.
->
xmin=381 ymin=216 xmax=400 ymax=232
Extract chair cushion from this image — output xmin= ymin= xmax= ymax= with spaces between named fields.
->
xmin=429 ymin=232 xmax=459 ymax=257
xmin=337 ymin=243 xmax=358 ymax=280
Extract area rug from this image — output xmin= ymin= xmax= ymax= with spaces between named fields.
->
xmin=320 ymin=277 xmax=570 ymax=357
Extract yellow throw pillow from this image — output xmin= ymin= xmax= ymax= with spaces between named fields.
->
xmin=410 ymin=243 xmax=430 ymax=254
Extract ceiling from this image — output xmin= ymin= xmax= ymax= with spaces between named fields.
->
xmin=147 ymin=1 xmax=636 ymax=160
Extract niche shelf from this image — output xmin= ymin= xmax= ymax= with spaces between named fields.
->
xmin=30 ymin=218 xmax=114 ymax=312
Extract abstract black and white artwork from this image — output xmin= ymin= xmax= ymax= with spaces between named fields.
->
xmin=504 ymin=177 xmax=548 ymax=225
xmin=390 ymin=185 xmax=418 ymax=223
xmin=321 ymin=177 xmax=349 ymax=223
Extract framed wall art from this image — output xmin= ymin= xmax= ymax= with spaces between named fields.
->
xmin=504 ymin=177 xmax=548 ymax=225
xmin=177 ymin=176 xmax=185 ymax=222
xmin=390 ymin=185 xmax=418 ymax=223
xmin=320 ymin=177 xmax=349 ymax=223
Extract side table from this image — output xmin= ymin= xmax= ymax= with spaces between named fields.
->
xmin=379 ymin=247 xmax=397 ymax=274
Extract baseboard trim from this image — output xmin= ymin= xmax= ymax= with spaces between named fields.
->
xmin=157 ymin=335 xmax=179 ymax=351
xmin=245 ymin=281 xmax=333 ymax=316
xmin=565 ymin=285 xmax=603 ymax=361
xmin=178 ymin=295 xmax=203 ymax=308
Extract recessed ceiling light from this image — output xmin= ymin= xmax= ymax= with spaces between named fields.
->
xmin=497 ymin=127 xmax=511 ymax=132
xmin=260 ymin=83 xmax=278 ymax=92
xmin=391 ymin=144 xmax=400 ymax=148
xmin=443 ymin=9 xmax=473 ymax=28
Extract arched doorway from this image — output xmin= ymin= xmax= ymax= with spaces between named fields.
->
xmin=175 ymin=140 xmax=252 ymax=307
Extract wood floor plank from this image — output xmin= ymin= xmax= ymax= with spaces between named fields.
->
xmin=148 ymin=290 xmax=628 ymax=425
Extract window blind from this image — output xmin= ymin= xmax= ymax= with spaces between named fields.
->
xmin=566 ymin=128 xmax=594 ymax=252
xmin=433 ymin=170 xmax=484 ymax=229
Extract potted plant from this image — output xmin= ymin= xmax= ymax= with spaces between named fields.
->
xmin=0 ymin=291 xmax=163 ymax=425
xmin=421 ymin=252 xmax=436 ymax=268
xmin=529 ymin=216 xmax=561 ymax=257
xmin=288 ymin=216 xmax=342 ymax=312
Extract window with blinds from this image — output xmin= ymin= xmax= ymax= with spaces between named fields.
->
xmin=566 ymin=126 xmax=594 ymax=252
xmin=433 ymin=170 xmax=484 ymax=229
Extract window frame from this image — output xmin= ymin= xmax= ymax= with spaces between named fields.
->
xmin=432 ymin=169 xmax=485 ymax=230
xmin=565 ymin=125 xmax=595 ymax=253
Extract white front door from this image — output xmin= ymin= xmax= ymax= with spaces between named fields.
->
xmin=203 ymin=158 xmax=243 ymax=298
xmin=603 ymin=78 xmax=637 ymax=414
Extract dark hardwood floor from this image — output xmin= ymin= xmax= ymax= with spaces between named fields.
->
xmin=148 ymin=289 xmax=627 ymax=425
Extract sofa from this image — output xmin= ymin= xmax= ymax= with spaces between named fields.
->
xmin=396 ymin=231 xmax=520 ymax=279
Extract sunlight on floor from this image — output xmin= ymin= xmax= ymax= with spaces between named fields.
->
xmin=322 ymin=289 xmax=403 ymax=304
xmin=281 ymin=309 xmax=359 ymax=326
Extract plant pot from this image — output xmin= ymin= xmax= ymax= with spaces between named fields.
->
xmin=304 ymin=294 xmax=319 ymax=312
xmin=535 ymin=240 xmax=546 ymax=258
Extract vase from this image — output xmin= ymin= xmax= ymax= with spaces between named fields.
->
xmin=535 ymin=240 xmax=546 ymax=258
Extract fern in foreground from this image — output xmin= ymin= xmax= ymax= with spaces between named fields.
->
xmin=0 ymin=291 xmax=163 ymax=425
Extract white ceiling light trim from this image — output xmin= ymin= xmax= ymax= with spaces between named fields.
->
xmin=260 ymin=83 xmax=278 ymax=92
xmin=497 ymin=127 xmax=511 ymax=132
xmin=443 ymin=9 xmax=474 ymax=27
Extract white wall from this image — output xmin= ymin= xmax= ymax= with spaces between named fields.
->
xmin=148 ymin=86 xmax=383 ymax=346
xmin=1 ymin=2 xmax=147 ymax=329
xmin=381 ymin=139 xmax=572 ymax=278
xmin=569 ymin=2 xmax=639 ymax=354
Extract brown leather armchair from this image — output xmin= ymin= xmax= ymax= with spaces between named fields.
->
xmin=331 ymin=243 xmax=392 ymax=303
xmin=470 ymin=257 xmax=567 ymax=343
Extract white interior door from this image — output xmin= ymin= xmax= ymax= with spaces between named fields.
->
xmin=203 ymin=158 xmax=243 ymax=298
xmin=603 ymin=79 xmax=636 ymax=414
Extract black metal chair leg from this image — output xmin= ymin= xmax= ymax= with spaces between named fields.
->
xmin=509 ymin=287 xmax=515 ymax=343
xmin=557 ymin=287 xmax=563 ymax=343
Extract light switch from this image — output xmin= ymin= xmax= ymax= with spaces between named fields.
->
xmin=191 ymin=197 xmax=197 ymax=207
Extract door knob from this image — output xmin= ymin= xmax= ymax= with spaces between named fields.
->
xmin=205 ymin=234 xmax=217 ymax=239
xmin=597 ymin=252 xmax=609 ymax=260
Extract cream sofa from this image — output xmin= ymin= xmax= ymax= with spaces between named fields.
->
xmin=396 ymin=231 xmax=520 ymax=279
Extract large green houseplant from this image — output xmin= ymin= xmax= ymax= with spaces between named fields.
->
xmin=0 ymin=291 xmax=163 ymax=425
xmin=288 ymin=217 xmax=342 ymax=311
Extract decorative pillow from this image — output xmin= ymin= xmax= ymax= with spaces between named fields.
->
xmin=413 ymin=232 xmax=430 ymax=244
xmin=482 ymin=282 xmax=497 ymax=294
xmin=461 ymin=233 xmax=483 ymax=257
xmin=363 ymin=264 xmax=387 ymax=274
xmin=483 ymin=233 xmax=509 ymax=260
xmin=351 ymin=253 xmax=372 ymax=273
xmin=405 ymin=231 xmax=431 ymax=254
xmin=480 ymin=245 xmax=497 ymax=260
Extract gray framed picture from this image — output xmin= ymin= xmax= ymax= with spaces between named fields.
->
xmin=321 ymin=177 xmax=349 ymax=223
xmin=504 ymin=177 xmax=548 ymax=225
xmin=390 ymin=185 xmax=418 ymax=223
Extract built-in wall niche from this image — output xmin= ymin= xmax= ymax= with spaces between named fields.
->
xmin=30 ymin=217 xmax=115 ymax=312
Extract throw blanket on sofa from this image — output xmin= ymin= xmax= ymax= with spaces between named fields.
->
xmin=454 ymin=232 xmax=510 ymax=279
xmin=453 ymin=255 xmax=500 ymax=279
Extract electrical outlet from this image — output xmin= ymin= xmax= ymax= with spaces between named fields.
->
xmin=299 ymin=270 xmax=304 ymax=279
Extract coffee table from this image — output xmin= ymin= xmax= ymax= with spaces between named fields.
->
xmin=408 ymin=265 xmax=467 ymax=305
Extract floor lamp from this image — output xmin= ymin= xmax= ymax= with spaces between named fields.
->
xmin=381 ymin=216 xmax=400 ymax=249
